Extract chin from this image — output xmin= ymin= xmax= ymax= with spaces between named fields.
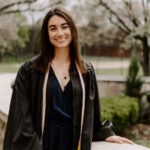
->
xmin=55 ymin=43 xmax=70 ymax=48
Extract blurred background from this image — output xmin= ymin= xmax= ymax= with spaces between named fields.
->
xmin=0 ymin=0 xmax=150 ymax=149
xmin=0 ymin=0 xmax=150 ymax=76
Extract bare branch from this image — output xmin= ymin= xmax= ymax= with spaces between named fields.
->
xmin=35 ymin=1 xmax=62 ymax=11
xmin=129 ymin=17 xmax=140 ymax=27
xmin=109 ymin=16 xmax=130 ymax=34
xmin=142 ymin=0 xmax=148 ymax=22
xmin=125 ymin=1 xmax=132 ymax=10
xmin=134 ymin=35 xmax=143 ymax=40
xmin=0 ymin=0 xmax=36 ymax=13
xmin=0 ymin=0 xmax=62 ymax=15
xmin=125 ymin=1 xmax=141 ymax=27
xmin=142 ymin=0 xmax=145 ymax=8
xmin=124 ymin=1 xmax=141 ymax=27
xmin=99 ymin=0 xmax=132 ymax=34
xmin=98 ymin=33 xmax=126 ymax=44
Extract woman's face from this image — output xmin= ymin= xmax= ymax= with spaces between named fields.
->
xmin=48 ymin=15 xmax=72 ymax=49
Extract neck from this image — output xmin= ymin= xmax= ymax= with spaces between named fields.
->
xmin=52 ymin=47 xmax=70 ymax=64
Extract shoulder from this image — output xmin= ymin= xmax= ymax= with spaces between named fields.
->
xmin=16 ymin=57 xmax=37 ymax=80
xmin=83 ymin=61 xmax=95 ymax=72
xmin=12 ymin=58 xmax=38 ymax=89
xmin=18 ymin=57 xmax=36 ymax=72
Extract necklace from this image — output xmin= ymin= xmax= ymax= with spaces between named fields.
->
xmin=64 ymin=76 xmax=67 ymax=80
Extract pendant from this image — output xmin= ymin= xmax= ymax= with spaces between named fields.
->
xmin=64 ymin=76 xmax=67 ymax=80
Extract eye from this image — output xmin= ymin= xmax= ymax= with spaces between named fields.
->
xmin=62 ymin=24 xmax=69 ymax=29
xmin=49 ymin=27 xmax=56 ymax=32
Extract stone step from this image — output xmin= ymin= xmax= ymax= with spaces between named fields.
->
xmin=92 ymin=142 xmax=150 ymax=150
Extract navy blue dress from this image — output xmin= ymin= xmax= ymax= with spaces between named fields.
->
xmin=43 ymin=68 xmax=73 ymax=150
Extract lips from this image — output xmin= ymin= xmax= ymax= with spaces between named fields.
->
xmin=56 ymin=39 xmax=66 ymax=42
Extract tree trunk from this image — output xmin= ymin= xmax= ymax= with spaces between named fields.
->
xmin=0 ymin=52 xmax=3 ymax=62
xmin=141 ymin=36 xmax=150 ymax=76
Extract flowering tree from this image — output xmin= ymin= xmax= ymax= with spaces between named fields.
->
xmin=98 ymin=0 xmax=150 ymax=76
xmin=0 ymin=0 xmax=62 ymax=15
xmin=0 ymin=0 xmax=62 ymax=62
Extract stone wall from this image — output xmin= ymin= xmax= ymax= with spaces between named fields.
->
xmin=97 ymin=76 xmax=150 ymax=120
xmin=0 ymin=111 xmax=7 ymax=150
xmin=0 ymin=120 xmax=6 ymax=150
xmin=97 ymin=76 xmax=150 ymax=98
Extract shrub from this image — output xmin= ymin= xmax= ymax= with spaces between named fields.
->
xmin=101 ymin=96 xmax=139 ymax=133
xmin=125 ymin=54 xmax=144 ymax=98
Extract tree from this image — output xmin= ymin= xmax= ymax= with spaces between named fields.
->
xmin=69 ymin=0 xmax=150 ymax=75
xmin=125 ymin=54 xmax=144 ymax=98
xmin=69 ymin=1 xmax=112 ymax=47
xmin=98 ymin=0 xmax=150 ymax=76
xmin=0 ymin=0 xmax=62 ymax=15
xmin=65 ymin=0 xmax=127 ymax=57
xmin=0 ymin=0 xmax=62 ymax=61
xmin=25 ymin=20 xmax=41 ymax=55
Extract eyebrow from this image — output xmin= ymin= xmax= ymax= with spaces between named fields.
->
xmin=48 ymin=23 xmax=68 ymax=28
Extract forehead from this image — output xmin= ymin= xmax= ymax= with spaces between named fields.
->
xmin=48 ymin=15 xmax=67 ymax=26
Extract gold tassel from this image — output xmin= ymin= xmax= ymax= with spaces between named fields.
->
xmin=77 ymin=142 xmax=81 ymax=150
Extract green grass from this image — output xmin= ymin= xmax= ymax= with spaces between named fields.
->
xmin=83 ymin=56 xmax=129 ymax=61
xmin=2 ymin=54 xmax=32 ymax=63
xmin=135 ymin=139 xmax=150 ymax=148
xmin=95 ymin=68 xmax=128 ymax=76
xmin=0 ymin=63 xmax=129 ymax=75
xmin=0 ymin=56 xmax=143 ymax=77
xmin=0 ymin=63 xmax=21 ymax=73
xmin=0 ymin=55 xmax=29 ymax=73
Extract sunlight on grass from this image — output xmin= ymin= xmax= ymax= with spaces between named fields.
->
xmin=0 ymin=63 xmax=21 ymax=73
xmin=0 ymin=62 xmax=129 ymax=75
xmin=0 ymin=56 xmax=143 ymax=77
xmin=95 ymin=68 xmax=128 ymax=76
xmin=134 ymin=139 xmax=150 ymax=148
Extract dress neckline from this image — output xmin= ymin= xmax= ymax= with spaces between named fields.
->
xmin=51 ymin=66 xmax=71 ymax=92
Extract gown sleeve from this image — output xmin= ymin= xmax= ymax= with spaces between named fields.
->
xmin=90 ymin=63 xmax=115 ymax=141
xmin=3 ymin=63 xmax=42 ymax=150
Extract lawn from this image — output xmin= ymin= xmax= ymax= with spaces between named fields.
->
xmin=0 ymin=56 xmax=143 ymax=78
xmin=0 ymin=56 xmax=130 ymax=75
xmin=0 ymin=63 xmax=129 ymax=76
xmin=0 ymin=56 xmax=144 ymax=77
xmin=0 ymin=63 xmax=21 ymax=73
xmin=95 ymin=68 xmax=128 ymax=76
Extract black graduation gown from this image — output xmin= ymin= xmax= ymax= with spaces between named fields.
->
xmin=43 ymin=69 xmax=73 ymax=150
xmin=3 ymin=60 xmax=115 ymax=150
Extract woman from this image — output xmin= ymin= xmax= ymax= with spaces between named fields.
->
xmin=3 ymin=7 xmax=133 ymax=150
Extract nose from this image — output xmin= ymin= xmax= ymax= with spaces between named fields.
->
xmin=57 ymin=28 xmax=64 ymax=36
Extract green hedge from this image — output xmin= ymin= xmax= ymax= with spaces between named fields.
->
xmin=101 ymin=96 xmax=139 ymax=133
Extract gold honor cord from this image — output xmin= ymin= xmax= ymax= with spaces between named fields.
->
xmin=77 ymin=142 xmax=81 ymax=150
xmin=41 ymin=62 xmax=51 ymax=143
xmin=76 ymin=63 xmax=86 ymax=150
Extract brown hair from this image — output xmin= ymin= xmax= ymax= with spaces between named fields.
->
xmin=33 ymin=7 xmax=85 ymax=73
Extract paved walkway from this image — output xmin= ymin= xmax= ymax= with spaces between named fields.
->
xmin=91 ymin=59 xmax=129 ymax=69
xmin=0 ymin=73 xmax=16 ymax=116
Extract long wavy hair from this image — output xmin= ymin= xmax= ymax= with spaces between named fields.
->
xmin=33 ymin=7 xmax=85 ymax=73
